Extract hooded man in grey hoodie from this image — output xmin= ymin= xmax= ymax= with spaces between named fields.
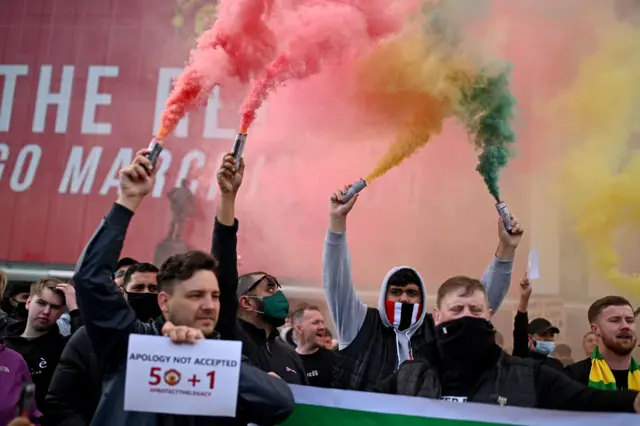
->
xmin=323 ymin=184 xmax=523 ymax=390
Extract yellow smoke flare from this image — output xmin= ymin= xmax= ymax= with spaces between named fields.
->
xmin=556 ymin=19 xmax=640 ymax=296
xmin=355 ymin=30 xmax=477 ymax=183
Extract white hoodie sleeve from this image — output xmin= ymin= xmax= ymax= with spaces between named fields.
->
xmin=322 ymin=230 xmax=368 ymax=350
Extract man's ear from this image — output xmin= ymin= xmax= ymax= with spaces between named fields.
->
xmin=157 ymin=292 xmax=169 ymax=315
xmin=239 ymin=295 xmax=252 ymax=311
xmin=488 ymin=308 xmax=493 ymax=321
xmin=432 ymin=307 xmax=441 ymax=326
xmin=25 ymin=298 xmax=32 ymax=311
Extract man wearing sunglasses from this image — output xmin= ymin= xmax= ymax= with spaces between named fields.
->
xmin=236 ymin=272 xmax=308 ymax=385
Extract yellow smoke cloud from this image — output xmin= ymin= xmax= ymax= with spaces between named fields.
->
xmin=354 ymin=27 xmax=478 ymax=183
xmin=555 ymin=15 xmax=640 ymax=296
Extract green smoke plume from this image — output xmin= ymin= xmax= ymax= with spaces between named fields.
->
xmin=459 ymin=68 xmax=517 ymax=201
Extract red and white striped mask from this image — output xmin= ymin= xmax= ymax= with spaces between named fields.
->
xmin=385 ymin=301 xmax=423 ymax=331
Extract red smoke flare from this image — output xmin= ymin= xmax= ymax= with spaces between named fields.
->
xmin=159 ymin=0 xmax=277 ymax=138
xmin=239 ymin=0 xmax=412 ymax=132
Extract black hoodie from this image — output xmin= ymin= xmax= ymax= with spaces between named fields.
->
xmin=3 ymin=310 xmax=82 ymax=412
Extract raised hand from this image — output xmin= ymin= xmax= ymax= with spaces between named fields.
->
xmin=519 ymin=273 xmax=532 ymax=298
xmin=329 ymin=185 xmax=359 ymax=218
xmin=117 ymin=148 xmax=161 ymax=211
xmin=56 ymin=283 xmax=78 ymax=311
xmin=328 ymin=185 xmax=359 ymax=234
xmin=217 ymin=153 xmax=245 ymax=196
xmin=499 ymin=215 xmax=524 ymax=250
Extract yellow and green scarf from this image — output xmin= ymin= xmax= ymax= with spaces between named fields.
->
xmin=588 ymin=346 xmax=640 ymax=390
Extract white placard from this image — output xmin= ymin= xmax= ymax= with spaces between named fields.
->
xmin=528 ymin=249 xmax=540 ymax=280
xmin=124 ymin=334 xmax=242 ymax=417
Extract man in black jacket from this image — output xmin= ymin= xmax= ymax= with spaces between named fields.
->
xmin=44 ymin=152 xmax=251 ymax=426
xmin=2 ymin=278 xmax=81 ymax=415
xmin=565 ymin=296 xmax=638 ymax=390
xmin=323 ymin=184 xmax=523 ymax=390
xmin=235 ymin=272 xmax=308 ymax=385
xmin=210 ymin=153 xmax=307 ymax=385
xmin=72 ymin=149 xmax=293 ymax=426
xmin=374 ymin=276 xmax=640 ymax=412
xmin=512 ymin=274 xmax=564 ymax=371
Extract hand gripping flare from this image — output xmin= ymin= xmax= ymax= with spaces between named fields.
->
xmin=232 ymin=132 xmax=247 ymax=166
xmin=495 ymin=200 xmax=514 ymax=233
xmin=144 ymin=138 xmax=163 ymax=169
xmin=341 ymin=179 xmax=367 ymax=203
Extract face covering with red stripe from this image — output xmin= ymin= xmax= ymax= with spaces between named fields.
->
xmin=385 ymin=301 xmax=423 ymax=331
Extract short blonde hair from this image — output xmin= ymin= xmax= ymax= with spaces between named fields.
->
xmin=29 ymin=277 xmax=66 ymax=305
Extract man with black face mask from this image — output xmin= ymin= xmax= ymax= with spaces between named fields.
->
xmin=1 ymin=282 xmax=31 ymax=323
xmin=236 ymin=272 xmax=308 ymax=385
xmin=44 ymin=263 xmax=161 ymax=425
xmin=121 ymin=263 xmax=161 ymax=322
xmin=374 ymin=276 xmax=640 ymax=412
xmin=324 ymin=185 xmax=522 ymax=391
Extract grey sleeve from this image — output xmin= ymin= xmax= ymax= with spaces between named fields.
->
xmin=322 ymin=230 xmax=368 ymax=350
xmin=236 ymin=362 xmax=295 ymax=425
xmin=480 ymin=256 xmax=513 ymax=312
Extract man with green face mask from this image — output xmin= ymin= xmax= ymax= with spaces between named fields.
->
xmin=236 ymin=272 xmax=308 ymax=385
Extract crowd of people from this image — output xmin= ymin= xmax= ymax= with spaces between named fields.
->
xmin=0 ymin=149 xmax=639 ymax=425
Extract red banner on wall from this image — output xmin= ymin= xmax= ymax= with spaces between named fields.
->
xmin=0 ymin=0 xmax=243 ymax=266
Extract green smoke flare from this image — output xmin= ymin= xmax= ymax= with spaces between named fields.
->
xmin=459 ymin=67 xmax=516 ymax=201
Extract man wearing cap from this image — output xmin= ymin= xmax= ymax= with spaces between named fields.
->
xmin=235 ymin=272 xmax=308 ymax=385
xmin=512 ymin=274 xmax=563 ymax=370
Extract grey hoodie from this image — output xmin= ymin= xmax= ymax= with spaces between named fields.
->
xmin=322 ymin=230 xmax=512 ymax=366
xmin=376 ymin=265 xmax=428 ymax=365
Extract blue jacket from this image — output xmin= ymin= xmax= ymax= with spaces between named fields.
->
xmin=73 ymin=203 xmax=294 ymax=426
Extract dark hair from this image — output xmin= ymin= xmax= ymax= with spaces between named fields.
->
xmin=324 ymin=328 xmax=333 ymax=338
xmin=436 ymin=276 xmax=485 ymax=308
xmin=587 ymin=296 xmax=632 ymax=323
xmin=116 ymin=257 xmax=138 ymax=270
xmin=157 ymin=251 xmax=217 ymax=293
xmin=388 ymin=268 xmax=421 ymax=288
xmin=123 ymin=263 xmax=159 ymax=287
xmin=291 ymin=305 xmax=322 ymax=325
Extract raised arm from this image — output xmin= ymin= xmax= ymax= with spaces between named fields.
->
xmin=73 ymin=150 xmax=157 ymax=368
xmin=323 ymin=185 xmax=368 ymax=350
xmin=481 ymin=215 xmax=524 ymax=312
xmin=212 ymin=153 xmax=243 ymax=340
xmin=512 ymin=273 xmax=532 ymax=357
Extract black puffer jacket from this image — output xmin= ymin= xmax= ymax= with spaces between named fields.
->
xmin=44 ymin=326 xmax=101 ymax=426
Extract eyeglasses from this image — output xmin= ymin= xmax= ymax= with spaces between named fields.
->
xmin=114 ymin=270 xmax=127 ymax=280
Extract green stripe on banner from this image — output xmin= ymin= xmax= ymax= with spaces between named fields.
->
xmin=282 ymin=385 xmax=638 ymax=426
xmin=285 ymin=403 xmax=500 ymax=426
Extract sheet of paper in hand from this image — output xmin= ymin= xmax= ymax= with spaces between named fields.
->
xmin=124 ymin=334 xmax=242 ymax=417
xmin=528 ymin=249 xmax=540 ymax=280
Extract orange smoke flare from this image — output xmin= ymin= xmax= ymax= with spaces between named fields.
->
xmin=356 ymin=31 xmax=477 ymax=183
